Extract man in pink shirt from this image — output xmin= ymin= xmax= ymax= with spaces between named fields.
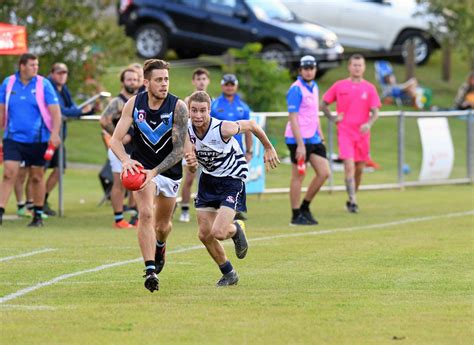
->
xmin=321 ymin=54 xmax=381 ymax=213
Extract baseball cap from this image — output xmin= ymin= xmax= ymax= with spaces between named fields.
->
xmin=300 ymin=55 xmax=317 ymax=68
xmin=221 ymin=74 xmax=238 ymax=85
xmin=51 ymin=62 xmax=68 ymax=73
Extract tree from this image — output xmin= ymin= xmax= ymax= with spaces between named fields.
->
xmin=418 ymin=0 xmax=474 ymax=69
xmin=224 ymin=43 xmax=292 ymax=112
xmin=0 ymin=0 xmax=135 ymax=93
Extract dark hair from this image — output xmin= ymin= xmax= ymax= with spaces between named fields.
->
xmin=143 ymin=59 xmax=169 ymax=80
xmin=18 ymin=53 xmax=38 ymax=67
xmin=192 ymin=68 xmax=210 ymax=79
xmin=187 ymin=91 xmax=211 ymax=109
xmin=348 ymin=54 xmax=365 ymax=64
xmin=120 ymin=68 xmax=139 ymax=83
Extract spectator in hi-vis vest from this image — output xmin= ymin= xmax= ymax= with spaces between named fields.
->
xmin=0 ymin=53 xmax=62 ymax=227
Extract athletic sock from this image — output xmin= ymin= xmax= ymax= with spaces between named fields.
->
xmin=17 ymin=202 xmax=25 ymax=210
xmin=156 ymin=240 xmax=165 ymax=248
xmin=44 ymin=193 xmax=49 ymax=204
xmin=300 ymin=199 xmax=311 ymax=212
xmin=0 ymin=207 xmax=4 ymax=215
xmin=114 ymin=212 xmax=124 ymax=223
xmin=181 ymin=204 xmax=189 ymax=212
xmin=145 ymin=260 xmax=156 ymax=275
xmin=219 ymin=261 xmax=233 ymax=275
xmin=33 ymin=206 xmax=43 ymax=219
xmin=292 ymin=208 xmax=300 ymax=219
xmin=26 ymin=201 xmax=34 ymax=210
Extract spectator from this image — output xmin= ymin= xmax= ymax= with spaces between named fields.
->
xmin=44 ymin=62 xmax=94 ymax=216
xmin=179 ymin=68 xmax=212 ymax=223
xmin=128 ymin=62 xmax=145 ymax=93
xmin=285 ymin=55 xmax=330 ymax=226
xmin=0 ymin=53 xmax=61 ymax=227
xmin=100 ymin=68 xmax=140 ymax=228
xmin=374 ymin=60 xmax=418 ymax=106
xmin=454 ymin=71 xmax=474 ymax=110
xmin=321 ymin=54 xmax=381 ymax=214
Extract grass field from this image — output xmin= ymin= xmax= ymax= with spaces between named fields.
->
xmin=0 ymin=168 xmax=473 ymax=344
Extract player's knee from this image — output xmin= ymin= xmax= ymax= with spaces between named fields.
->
xmin=3 ymin=169 xmax=16 ymax=182
xmin=29 ymin=173 xmax=43 ymax=185
xmin=320 ymin=169 xmax=330 ymax=181
xmin=211 ymin=227 xmax=226 ymax=241
xmin=155 ymin=220 xmax=172 ymax=235
xmin=139 ymin=209 xmax=153 ymax=224
xmin=198 ymin=229 xmax=212 ymax=244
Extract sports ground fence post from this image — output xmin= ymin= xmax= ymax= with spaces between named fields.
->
xmin=58 ymin=119 xmax=65 ymax=217
xmin=327 ymin=119 xmax=334 ymax=192
xmin=468 ymin=109 xmax=473 ymax=182
xmin=397 ymin=110 xmax=405 ymax=189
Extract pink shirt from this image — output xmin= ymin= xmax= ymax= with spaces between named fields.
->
xmin=323 ymin=79 xmax=381 ymax=128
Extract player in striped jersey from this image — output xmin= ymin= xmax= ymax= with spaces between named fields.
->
xmin=184 ymin=91 xmax=279 ymax=286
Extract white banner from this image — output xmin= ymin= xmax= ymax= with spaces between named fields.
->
xmin=418 ymin=117 xmax=454 ymax=180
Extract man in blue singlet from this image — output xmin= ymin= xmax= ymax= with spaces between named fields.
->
xmin=110 ymin=59 xmax=188 ymax=293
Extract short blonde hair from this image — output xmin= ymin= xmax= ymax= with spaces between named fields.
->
xmin=187 ymin=91 xmax=211 ymax=109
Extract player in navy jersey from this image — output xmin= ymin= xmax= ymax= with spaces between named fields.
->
xmin=184 ymin=91 xmax=279 ymax=286
xmin=110 ymin=59 xmax=188 ymax=293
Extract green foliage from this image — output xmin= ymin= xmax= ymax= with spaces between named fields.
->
xmin=0 ymin=0 xmax=135 ymax=93
xmin=224 ymin=43 xmax=292 ymax=111
xmin=418 ymin=0 xmax=474 ymax=68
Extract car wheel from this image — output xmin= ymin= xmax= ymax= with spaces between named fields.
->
xmin=261 ymin=44 xmax=290 ymax=68
xmin=135 ymin=24 xmax=168 ymax=59
xmin=396 ymin=31 xmax=432 ymax=65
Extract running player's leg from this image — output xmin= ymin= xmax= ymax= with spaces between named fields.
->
xmin=111 ymin=172 xmax=132 ymax=228
xmin=0 ymin=160 xmax=21 ymax=224
xmin=339 ymin=131 xmax=358 ymax=212
xmin=134 ymin=182 xmax=158 ymax=291
xmin=287 ymin=144 xmax=309 ymax=225
xmin=355 ymin=162 xmax=365 ymax=191
xmin=153 ymin=194 xmax=176 ymax=274
xmin=197 ymin=208 xmax=239 ymax=286
xmin=354 ymin=135 xmax=370 ymax=192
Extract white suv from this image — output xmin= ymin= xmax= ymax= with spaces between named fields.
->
xmin=283 ymin=0 xmax=442 ymax=65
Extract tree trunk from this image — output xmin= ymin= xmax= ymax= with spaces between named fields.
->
xmin=442 ymin=37 xmax=451 ymax=82
xmin=405 ymin=39 xmax=415 ymax=80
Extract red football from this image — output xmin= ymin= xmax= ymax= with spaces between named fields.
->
xmin=122 ymin=167 xmax=146 ymax=191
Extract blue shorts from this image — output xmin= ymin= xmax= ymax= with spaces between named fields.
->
xmin=3 ymin=139 xmax=48 ymax=167
xmin=195 ymin=173 xmax=247 ymax=212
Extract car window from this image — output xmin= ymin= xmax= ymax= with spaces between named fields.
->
xmin=246 ymin=0 xmax=295 ymax=22
xmin=170 ymin=0 xmax=201 ymax=7
xmin=204 ymin=0 xmax=237 ymax=16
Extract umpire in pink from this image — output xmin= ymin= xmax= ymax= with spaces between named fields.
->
xmin=286 ymin=55 xmax=330 ymax=226
xmin=321 ymin=54 xmax=381 ymax=213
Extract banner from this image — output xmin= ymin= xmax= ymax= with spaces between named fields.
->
xmin=246 ymin=114 xmax=266 ymax=194
xmin=0 ymin=23 xmax=28 ymax=55
xmin=418 ymin=117 xmax=454 ymax=180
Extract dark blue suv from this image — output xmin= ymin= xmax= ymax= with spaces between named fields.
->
xmin=118 ymin=0 xmax=344 ymax=73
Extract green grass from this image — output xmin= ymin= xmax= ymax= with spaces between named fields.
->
xmin=0 ymin=169 xmax=473 ymax=344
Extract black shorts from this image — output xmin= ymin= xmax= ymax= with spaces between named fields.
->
xmin=45 ymin=145 xmax=66 ymax=169
xmin=287 ymin=143 xmax=327 ymax=164
xmin=2 ymin=139 xmax=48 ymax=167
xmin=195 ymin=173 xmax=247 ymax=212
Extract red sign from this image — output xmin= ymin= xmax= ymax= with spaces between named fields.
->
xmin=0 ymin=23 xmax=28 ymax=55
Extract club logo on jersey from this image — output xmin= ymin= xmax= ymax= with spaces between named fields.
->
xmin=226 ymin=195 xmax=235 ymax=204
xmin=161 ymin=112 xmax=172 ymax=125
xmin=361 ymin=92 xmax=368 ymax=100
xmin=137 ymin=109 xmax=146 ymax=123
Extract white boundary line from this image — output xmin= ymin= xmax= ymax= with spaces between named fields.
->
xmin=0 ymin=248 xmax=57 ymax=263
xmin=0 ymin=210 xmax=472 ymax=305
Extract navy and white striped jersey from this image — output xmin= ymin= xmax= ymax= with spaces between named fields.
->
xmin=188 ymin=118 xmax=248 ymax=181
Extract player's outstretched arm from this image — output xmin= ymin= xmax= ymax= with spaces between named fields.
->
xmin=110 ymin=95 xmax=142 ymax=177
xmin=184 ymin=134 xmax=197 ymax=173
xmin=151 ymin=99 xmax=188 ymax=177
xmin=221 ymin=120 xmax=280 ymax=170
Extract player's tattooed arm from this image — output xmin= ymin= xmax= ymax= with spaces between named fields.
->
xmin=152 ymin=99 xmax=188 ymax=176
xmin=99 ymin=98 xmax=119 ymax=135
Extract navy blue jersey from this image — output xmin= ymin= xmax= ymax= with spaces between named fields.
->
xmin=131 ymin=91 xmax=182 ymax=180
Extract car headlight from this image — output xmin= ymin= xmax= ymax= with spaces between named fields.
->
xmin=295 ymin=36 xmax=319 ymax=50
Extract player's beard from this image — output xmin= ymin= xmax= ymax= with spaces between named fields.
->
xmin=124 ymin=85 xmax=137 ymax=94
xmin=150 ymin=89 xmax=167 ymax=101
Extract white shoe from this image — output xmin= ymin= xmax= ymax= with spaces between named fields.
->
xmin=179 ymin=211 xmax=190 ymax=222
